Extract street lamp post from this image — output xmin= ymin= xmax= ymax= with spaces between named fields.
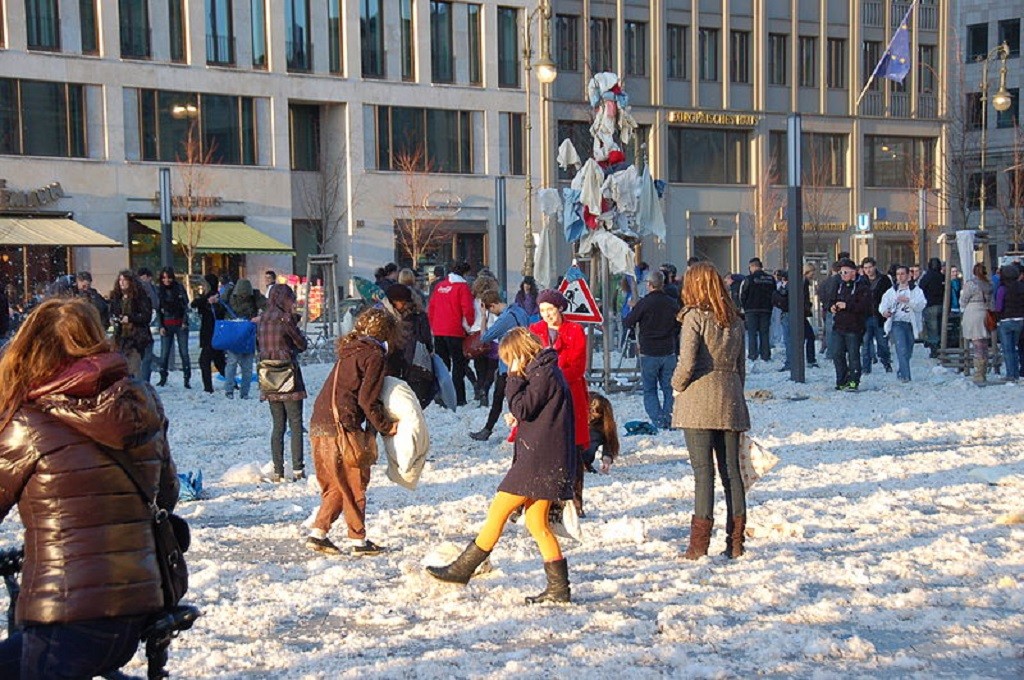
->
xmin=978 ymin=42 xmax=1014 ymax=232
xmin=521 ymin=0 xmax=557 ymax=278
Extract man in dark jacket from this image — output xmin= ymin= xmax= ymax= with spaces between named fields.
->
xmin=75 ymin=271 xmax=110 ymax=329
xmin=824 ymin=258 xmax=870 ymax=390
xmin=156 ymin=266 xmax=192 ymax=388
xmin=859 ymin=257 xmax=893 ymax=373
xmin=917 ymin=257 xmax=945 ymax=357
xmin=624 ymin=271 xmax=681 ymax=428
xmin=738 ymin=257 xmax=776 ymax=363
xmin=817 ymin=260 xmax=842 ymax=360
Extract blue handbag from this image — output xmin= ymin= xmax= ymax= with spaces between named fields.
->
xmin=213 ymin=305 xmax=256 ymax=354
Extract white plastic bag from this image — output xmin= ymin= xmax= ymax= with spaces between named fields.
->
xmin=738 ymin=433 xmax=779 ymax=489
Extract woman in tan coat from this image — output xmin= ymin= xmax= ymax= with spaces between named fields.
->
xmin=959 ymin=262 xmax=994 ymax=383
xmin=671 ymin=262 xmax=751 ymax=560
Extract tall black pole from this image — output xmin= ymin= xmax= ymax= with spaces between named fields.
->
xmin=159 ymin=167 xmax=173 ymax=268
xmin=787 ymin=114 xmax=805 ymax=383
xmin=495 ymin=176 xmax=508 ymax=298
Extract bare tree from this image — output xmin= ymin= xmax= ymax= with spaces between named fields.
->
xmin=391 ymin=145 xmax=449 ymax=268
xmin=175 ymin=123 xmax=217 ymax=286
xmin=752 ymin=153 xmax=786 ymax=267
xmin=996 ymin=122 xmax=1024 ymax=249
xmin=801 ymin=144 xmax=845 ymax=254
xmin=298 ymin=134 xmax=350 ymax=255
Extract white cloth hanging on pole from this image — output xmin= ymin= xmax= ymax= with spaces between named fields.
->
xmin=579 ymin=229 xmax=634 ymax=276
xmin=956 ymin=230 xmax=977 ymax=279
xmin=556 ymin=139 xmax=581 ymax=170
xmin=636 ymin=164 xmax=666 ymax=240
xmin=535 ymin=214 xmax=556 ymax=289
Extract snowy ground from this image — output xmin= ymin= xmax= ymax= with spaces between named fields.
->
xmin=3 ymin=347 xmax=1023 ymax=678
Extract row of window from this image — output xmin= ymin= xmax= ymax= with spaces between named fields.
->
xmin=965 ymin=89 xmax=1021 ymax=130
xmin=8 ymin=2 xmax=944 ymax=94
xmin=0 ymin=76 xmax=941 ymax=190
xmin=966 ymin=19 xmax=1021 ymax=61
xmin=556 ymin=18 xmax=937 ymax=93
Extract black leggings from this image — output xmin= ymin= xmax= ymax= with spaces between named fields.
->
xmin=483 ymin=372 xmax=508 ymax=430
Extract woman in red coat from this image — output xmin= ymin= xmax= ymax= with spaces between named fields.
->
xmin=530 ymin=289 xmax=589 ymax=515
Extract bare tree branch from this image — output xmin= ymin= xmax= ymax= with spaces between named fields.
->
xmin=996 ymin=122 xmax=1024 ymax=248
xmin=298 ymin=128 xmax=349 ymax=255
xmin=752 ymin=153 xmax=785 ymax=267
xmin=175 ymin=122 xmax=217 ymax=293
xmin=391 ymin=146 xmax=449 ymax=269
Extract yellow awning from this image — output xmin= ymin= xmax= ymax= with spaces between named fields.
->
xmin=0 ymin=217 xmax=122 ymax=247
xmin=136 ymin=219 xmax=294 ymax=255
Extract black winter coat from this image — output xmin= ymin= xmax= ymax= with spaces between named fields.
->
xmin=623 ymin=289 xmax=681 ymax=356
xmin=157 ymin=281 xmax=190 ymax=327
xmin=190 ymin=293 xmax=226 ymax=348
xmin=863 ymin=274 xmax=893 ymax=322
xmin=827 ymin=279 xmax=871 ymax=334
xmin=918 ymin=270 xmax=945 ymax=307
xmin=498 ymin=349 xmax=575 ymax=501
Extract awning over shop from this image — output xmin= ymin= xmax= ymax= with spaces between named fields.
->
xmin=0 ymin=217 xmax=122 ymax=247
xmin=135 ymin=219 xmax=295 ymax=255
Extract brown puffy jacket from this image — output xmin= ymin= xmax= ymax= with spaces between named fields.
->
xmin=309 ymin=336 xmax=395 ymax=437
xmin=0 ymin=352 xmax=178 ymax=625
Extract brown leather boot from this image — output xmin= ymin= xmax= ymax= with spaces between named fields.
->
xmin=726 ymin=514 xmax=746 ymax=558
xmin=683 ymin=515 xmax=714 ymax=560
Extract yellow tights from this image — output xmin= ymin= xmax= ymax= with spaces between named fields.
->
xmin=474 ymin=491 xmax=563 ymax=563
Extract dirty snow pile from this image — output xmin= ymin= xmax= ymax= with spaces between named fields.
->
xmin=1 ymin=351 xmax=1022 ymax=678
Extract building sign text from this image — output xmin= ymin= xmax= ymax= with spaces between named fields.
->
xmin=668 ymin=111 xmax=759 ymax=127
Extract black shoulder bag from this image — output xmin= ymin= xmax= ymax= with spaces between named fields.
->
xmin=101 ymin=446 xmax=190 ymax=608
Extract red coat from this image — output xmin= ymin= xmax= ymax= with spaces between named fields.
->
xmin=530 ymin=319 xmax=590 ymax=448
xmin=428 ymin=276 xmax=475 ymax=337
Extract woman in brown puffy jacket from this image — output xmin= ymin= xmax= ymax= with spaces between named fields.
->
xmin=0 ymin=298 xmax=179 ymax=679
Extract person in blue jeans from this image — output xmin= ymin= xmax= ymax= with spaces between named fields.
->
xmin=994 ymin=264 xmax=1024 ymax=382
xmin=823 ymin=259 xmax=870 ymax=390
xmin=156 ymin=266 xmax=192 ymax=388
xmin=738 ymin=258 xmax=776 ymax=362
xmin=623 ymin=271 xmax=681 ymax=428
xmin=879 ymin=266 xmax=926 ymax=383
xmin=859 ymin=258 xmax=892 ymax=373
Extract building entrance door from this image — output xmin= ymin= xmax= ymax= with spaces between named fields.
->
xmin=876 ymin=238 xmax=915 ymax=270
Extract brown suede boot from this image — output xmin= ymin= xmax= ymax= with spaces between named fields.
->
xmin=726 ymin=514 xmax=746 ymax=558
xmin=683 ymin=515 xmax=714 ymax=560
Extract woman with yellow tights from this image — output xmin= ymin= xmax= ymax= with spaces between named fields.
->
xmin=426 ymin=328 xmax=577 ymax=603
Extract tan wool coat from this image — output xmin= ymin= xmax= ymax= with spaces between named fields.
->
xmin=670 ymin=307 xmax=750 ymax=432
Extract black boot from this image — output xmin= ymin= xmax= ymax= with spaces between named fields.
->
xmin=183 ymin=375 xmax=191 ymax=389
xmin=157 ymin=373 xmax=168 ymax=387
xmin=426 ymin=541 xmax=490 ymax=584
xmin=525 ymin=558 xmax=571 ymax=604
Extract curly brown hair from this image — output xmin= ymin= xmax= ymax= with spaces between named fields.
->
xmin=337 ymin=307 xmax=399 ymax=353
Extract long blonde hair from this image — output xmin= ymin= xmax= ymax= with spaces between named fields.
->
xmin=682 ymin=261 xmax=739 ymax=327
xmin=497 ymin=327 xmax=543 ymax=376
xmin=0 ymin=299 xmax=112 ymax=432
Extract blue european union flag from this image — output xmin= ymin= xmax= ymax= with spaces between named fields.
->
xmin=871 ymin=1 xmax=916 ymax=84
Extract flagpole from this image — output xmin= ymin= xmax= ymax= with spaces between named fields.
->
xmin=853 ymin=0 xmax=920 ymax=112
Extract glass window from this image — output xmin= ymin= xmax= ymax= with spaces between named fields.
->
xmin=289 ymin=104 xmax=320 ymax=171
xmin=26 ymin=0 xmax=61 ymax=51
xmin=968 ymin=172 xmax=998 ymax=209
xmin=555 ymin=14 xmax=579 ymax=72
xmin=170 ymin=0 xmax=188 ymax=63
xmin=918 ymin=44 xmax=935 ymax=93
xmin=967 ymin=23 xmax=988 ymax=61
xmin=667 ymin=24 xmax=687 ymax=79
xmin=862 ymin=41 xmax=882 ymax=90
xmin=505 ymin=112 xmax=524 ymax=175
xmin=730 ymin=30 xmax=749 ymax=84
xmin=827 ymin=38 xmax=846 ymax=88
xmin=590 ymin=17 xmax=613 ymax=73
xmin=206 ymin=0 xmax=234 ymax=65
xmin=0 ymin=78 xmax=87 ymax=158
xmin=768 ymin=33 xmax=787 ymax=85
xmin=80 ymin=0 xmax=98 ymax=54
xmin=997 ymin=88 xmax=1020 ymax=128
xmin=376 ymin=106 xmax=473 ymax=173
xmin=999 ymin=19 xmax=1020 ymax=58
xmin=625 ymin=21 xmax=646 ymax=77
xmin=431 ymin=0 xmax=454 ymax=83
xmin=769 ymin=131 xmax=847 ymax=187
xmin=139 ymin=89 xmax=257 ymax=165
xmin=286 ymin=0 xmax=311 ymax=71
xmin=498 ymin=7 xmax=519 ymax=88
xmin=865 ymin=136 xmax=935 ymax=187
xmin=361 ymin=0 xmax=384 ymax=77
xmin=699 ymin=28 xmax=718 ymax=82
xmin=467 ymin=4 xmax=482 ymax=84
xmin=329 ymin=0 xmax=344 ymax=74
xmin=667 ymin=128 xmax=748 ymax=184
xmin=799 ymin=36 xmax=816 ymax=87
xmin=119 ymin=0 xmax=150 ymax=58
xmin=964 ymin=92 xmax=983 ymax=129
xmin=401 ymin=0 xmax=415 ymax=81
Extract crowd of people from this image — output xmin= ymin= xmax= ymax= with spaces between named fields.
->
xmin=0 ymin=248 xmax=1021 ymax=675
